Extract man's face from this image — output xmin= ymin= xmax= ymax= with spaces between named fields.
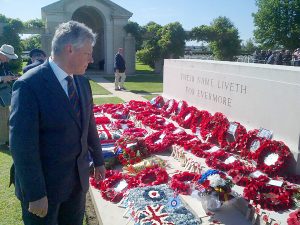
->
xmin=70 ymin=41 xmax=94 ymax=75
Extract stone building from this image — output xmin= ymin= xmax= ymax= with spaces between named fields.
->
xmin=41 ymin=0 xmax=135 ymax=74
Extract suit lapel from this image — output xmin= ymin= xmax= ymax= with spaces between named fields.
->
xmin=41 ymin=62 xmax=82 ymax=129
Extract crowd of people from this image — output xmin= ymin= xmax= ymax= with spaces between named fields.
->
xmin=252 ymin=48 xmax=300 ymax=66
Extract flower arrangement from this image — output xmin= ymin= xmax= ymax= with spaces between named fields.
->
xmin=122 ymin=127 xmax=148 ymax=138
xmin=149 ymin=96 xmax=165 ymax=108
xmin=197 ymin=169 xmax=233 ymax=203
xmin=145 ymin=131 xmax=174 ymax=153
xmin=287 ymin=208 xmax=300 ymax=225
xmin=170 ymin=171 xmax=200 ymax=195
xmin=190 ymin=110 xmax=211 ymax=133
xmin=160 ymin=99 xmax=178 ymax=118
xmin=135 ymin=165 xmax=169 ymax=187
xmin=114 ymin=136 xmax=148 ymax=165
xmin=252 ymin=140 xmax=292 ymax=176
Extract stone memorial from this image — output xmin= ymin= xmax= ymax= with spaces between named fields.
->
xmin=163 ymin=59 xmax=300 ymax=174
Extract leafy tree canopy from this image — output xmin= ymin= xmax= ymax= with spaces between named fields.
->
xmin=21 ymin=35 xmax=41 ymax=51
xmin=190 ymin=16 xmax=241 ymax=61
xmin=253 ymin=0 xmax=300 ymax=50
xmin=124 ymin=21 xmax=145 ymax=50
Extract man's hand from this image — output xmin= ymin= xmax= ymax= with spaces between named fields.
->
xmin=3 ymin=75 xmax=17 ymax=83
xmin=94 ymin=165 xmax=106 ymax=181
xmin=28 ymin=196 xmax=48 ymax=218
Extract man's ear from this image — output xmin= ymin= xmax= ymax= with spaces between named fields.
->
xmin=65 ymin=44 xmax=73 ymax=54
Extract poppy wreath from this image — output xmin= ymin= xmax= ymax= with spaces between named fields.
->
xmin=134 ymin=108 xmax=161 ymax=121
xmin=135 ymin=166 xmax=169 ymax=187
xmin=113 ymin=119 xmax=135 ymax=130
xmin=287 ymin=208 xmax=300 ymax=225
xmin=160 ymin=99 xmax=178 ymax=118
xmin=205 ymin=150 xmax=244 ymax=172
xmin=115 ymin=136 xmax=148 ymax=165
xmin=190 ymin=110 xmax=211 ymax=133
xmin=123 ymin=127 xmax=148 ymax=138
xmin=142 ymin=115 xmax=167 ymax=131
xmin=173 ymin=133 xmax=199 ymax=149
xmin=145 ymin=131 xmax=174 ymax=153
xmin=173 ymin=106 xmax=198 ymax=129
xmin=191 ymin=143 xmax=215 ymax=158
xmin=182 ymin=137 xmax=202 ymax=151
xmin=171 ymin=100 xmax=188 ymax=118
xmin=150 ymin=96 xmax=165 ymax=108
xmin=102 ymin=103 xmax=125 ymax=114
xmin=217 ymin=122 xmax=247 ymax=151
xmin=94 ymin=115 xmax=111 ymax=125
xmin=227 ymin=165 xmax=256 ymax=187
xmin=252 ymin=140 xmax=292 ymax=176
xmin=170 ymin=171 xmax=200 ymax=195
xmin=99 ymin=170 xmax=138 ymax=203
xmin=239 ymin=129 xmax=265 ymax=159
xmin=127 ymin=100 xmax=148 ymax=110
xmin=200 ymin=112 xmax=229 ymax=143
xmin=243 ymin=180 xmax=295 ymax=211
xmin=111 ymin=108 xmax=129 ymax=119
xmin=93 ymin=103 xmax=114 ymax=113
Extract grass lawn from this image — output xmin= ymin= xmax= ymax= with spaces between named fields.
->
xmin=142 ymin=94 xmax=159 ymax=101
xmin=104 ymin=74 xmax=163 ymax=94
xmin=136 ymin=61 xmax=154 ymax=74
xmin=0 ymin=146 xmax=23 ymax=225
xmin=93 ymin=97 xmax=124 ymax=105
xmin=89 ymin=80 xmax=111 ymax=95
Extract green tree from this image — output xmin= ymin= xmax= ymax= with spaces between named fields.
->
xmin=241 ymin=38 xmax=258 ymax=54
xmin=21 ymin=35 xmax=41 ymax=51
xmin=124 ymin=21 xmax=145 ymax=50
xmin=137 ymin=22 xmax=186 ymax=69
xmin=158 ymin=22 xmax=186 ymax=59
xmin=190 ymin=16 xmax=241 ymax=61
xmin=0 ymin=14 xmax=24 ymax=72
xmin=253 ymin=0 xmax=300 ymax=50
xmin=23 ymin=18 xmax=44 ymax=29
xmin=136 ymin=22 xmax=162 ymax=68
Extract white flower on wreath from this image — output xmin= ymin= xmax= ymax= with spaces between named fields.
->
xmin=207 ymin=174 xmax=226 ymax=188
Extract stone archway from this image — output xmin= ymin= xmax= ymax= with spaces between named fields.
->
xmin=72 ymin=6 xmax=105 ymax=70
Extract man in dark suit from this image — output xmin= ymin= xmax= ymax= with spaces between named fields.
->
xmin=22 ymin=48 xmax=46 ymax=73
xmin=10 ymin=21 xmax=105 ymax=225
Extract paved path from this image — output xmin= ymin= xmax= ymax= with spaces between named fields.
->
xmin=88 ymin=75 xmax=149 ymax=102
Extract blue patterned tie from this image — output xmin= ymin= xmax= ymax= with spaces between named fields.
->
xmin=66 ymin=76 xmax=81 ymax=122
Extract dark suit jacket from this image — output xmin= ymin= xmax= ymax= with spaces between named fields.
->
xmin=114 ymin=53 xmax=126 ymax=72
xmin=9 ymin=61 xmax=104 ymax=204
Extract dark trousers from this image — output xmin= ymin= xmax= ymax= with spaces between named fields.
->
xmin=21 ymin=188 xmax=86 ymax=225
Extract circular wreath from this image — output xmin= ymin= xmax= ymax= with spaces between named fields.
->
xmin=170 ymin=171 xmax=200 ymax=195
xmin=161 ymin=99 xmax=178 ymax=118
xmin=145 ymin=131 xmax=174 ymax=153
xmin=171 ymin=100 xmax=188 ymax=118
xmin=191 ymin=143 xmax=215 ymax=158
xmin=111 ymin=108 xmax=129 ymax=119
xmin=174 ymin=106 xmax=198 ymax=129
xmin=218 ymin=122 xmax=247 ymax=150
xmin=200 ymin=112 xmax=229 ymax=143
xmin=94 ymin=170 xmax=137 ymax=203
xmin=134 ymin=108 xmax=160 ymax=121
xmin=243 ymin=180 xmax=294 ymax=211
xmin=127 ymin=100 xmax=148 ymax=110
xmin=252 ymin=140 xmax=292 ymax=176
xmin=205 ymin=150 xmax=244 ymax=172
xmin=190 ymin=110 xmax=211 ymax=133
xmin=150 ymin=96 xmax=165 ymax=108
xmin=142 ymin=115 xmax=167 ymax=131
xmin=135 ymin=166 xmax=169 ymax=187
xmin=239 ymin=129 xmax=266 ymax=160
xmin=123 ymin=127 xmax=148 ymax=137
xmin=104 ymin=103 xmax=125 ymax=114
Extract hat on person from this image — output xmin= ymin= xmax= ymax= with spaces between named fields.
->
xmin=29 ymin=48 xmax=46 ymax=58
xmin=0 ymin=44 xmax=18 ymax=59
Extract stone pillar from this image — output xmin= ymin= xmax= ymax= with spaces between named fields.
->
xmin=0 ymin=106 xmax=9 ymax=145
xmin=124 ymin=33 xmax=135 ymax=75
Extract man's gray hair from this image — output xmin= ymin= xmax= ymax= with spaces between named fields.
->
xmin=51 ymin=20 xmax=97 ymax=56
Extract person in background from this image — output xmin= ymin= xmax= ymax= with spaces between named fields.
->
xmin=0 ymin=44 xmax=18 ymax=145
xmin=23 ymin=48 xmax=46 ymax=73
xmin=114 ymin=47 xmax=126 ymax=91
xmin=10 ymin=21 xmax=105 ymax=225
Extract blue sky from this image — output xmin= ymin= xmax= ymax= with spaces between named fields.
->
xmin=0 ymin=0 xmax=257 ymax=43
